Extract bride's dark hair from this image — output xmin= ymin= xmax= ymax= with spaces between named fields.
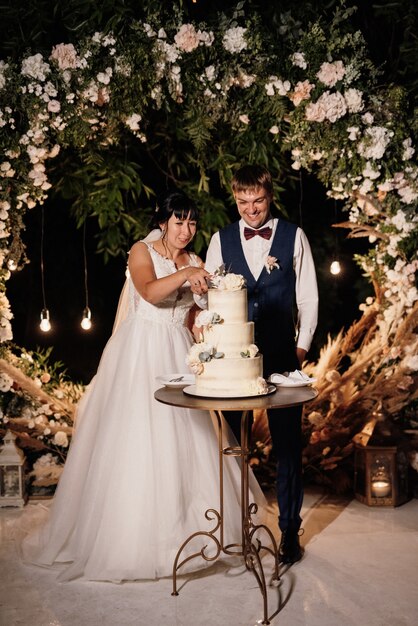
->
xmin=151 ymin=190 xmax=198 ymax=229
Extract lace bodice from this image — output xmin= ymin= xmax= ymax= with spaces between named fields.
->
xmin=126 ymin=243 xmax=200 ymax=327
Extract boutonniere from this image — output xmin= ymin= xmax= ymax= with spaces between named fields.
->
xmin=265 ymin=255 xmax=281 ymax=273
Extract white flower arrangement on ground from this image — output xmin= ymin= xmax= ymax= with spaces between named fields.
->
xmin=0 ymin=346 xmax=84 ymax=492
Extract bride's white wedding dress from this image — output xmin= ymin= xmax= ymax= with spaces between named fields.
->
xmin=21 ymin=244 xmax=264 ymax=582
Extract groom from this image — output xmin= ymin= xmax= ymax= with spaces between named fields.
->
xmin=202 ymin=164 xmax=318 ymax=564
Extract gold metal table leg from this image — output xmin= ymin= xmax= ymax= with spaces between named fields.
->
xmin=171 ymin=408 xmax=279 ymax=625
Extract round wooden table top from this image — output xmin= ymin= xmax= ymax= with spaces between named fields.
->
xmin=154 ymin=384 xmax=318 ymax=412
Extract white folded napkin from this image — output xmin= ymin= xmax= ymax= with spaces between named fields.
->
xmin=268 ymin=370 xmax=316 ymax=385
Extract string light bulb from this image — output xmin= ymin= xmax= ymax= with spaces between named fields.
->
xmin=330 ymin=260 xmax=341 ymax=275
xmin=330 ymin=200 xmax=342 ymax=276
xmin=7 ymin=259 xmax=17 ymax=271
xmin=81 ymin=306 xmax=92 ymax=330
xmin=39 ymin=206 xmax=52 ymax=332
xmin=40 ymin=308 xmax=51 ymax=332
xmin=80 ymin=220 xmax=92 ymax=331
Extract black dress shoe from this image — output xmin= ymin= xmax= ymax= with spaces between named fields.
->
xmin=278 ymin=528 xmax=304 ymax=564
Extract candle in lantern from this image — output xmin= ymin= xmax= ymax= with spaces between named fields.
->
xmin=371 ymin=480 xmax=391 ymax=498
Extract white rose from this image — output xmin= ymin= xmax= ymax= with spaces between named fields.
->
xmin=195 ymin=310 xmax=215 ymax=328
xmin=221 ymin=273 xmax=245 ymax=291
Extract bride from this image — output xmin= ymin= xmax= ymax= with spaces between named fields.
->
xmin=21 ymin=190 xmax=264 ymax=582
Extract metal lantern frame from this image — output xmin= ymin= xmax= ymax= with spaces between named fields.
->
xmin=354 ymin=443 xmax=409 ymax=507
xmin=0 ymin=430 xmax=27 ymax=508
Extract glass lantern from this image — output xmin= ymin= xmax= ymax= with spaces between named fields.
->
xmin=354 ymin=444 xmax=409 ymax=507
xmin=0 ymin=430 xmax=26 ymax=508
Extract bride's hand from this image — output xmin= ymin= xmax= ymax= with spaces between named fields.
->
xmin=186 ymin=268 xmax=210 ymax=295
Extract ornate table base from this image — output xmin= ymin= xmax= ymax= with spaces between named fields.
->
xmin=155 ymin=385 xmax=318 ymax=625
xmin=171 ymin=409 xmax=279 ymax=626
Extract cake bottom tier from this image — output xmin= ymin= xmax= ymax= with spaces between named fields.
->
xmin=195 ymin=355 xmax=264 ymax=396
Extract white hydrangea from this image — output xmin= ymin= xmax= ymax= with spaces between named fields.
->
xmin=316 ymin=60 xmax=345 ymax=87
xmin=362 ymin=161 xmax=381 ymax=180
xmin=290 ymin=52 xmax=307 ymax=69
xmin=159 ymin=40 xmax=180 ymax=65
xmin=397 ymin=185 xmax=418 ymax=204
xmin=0 ymin=60 xmax=9 ymax=89
xmin=174 ymin=24 xmax=200 ymax=52
xmin=50 ymin=43 xmax=79 ymax=70
xmin=344 ymin=88 xmax=364 ymax=113
xmin=21 ymin=53 xmax=50 ymax=81
xmin=223 ymin=26 xmax=247 ymax=53
xmin=198 ymin=30 xmax=214 ymax=47
xmin=306 ymin=91 xmax=347 ymax=123
xmin=402 ymin=138 xmax=415 ymax=161
xmin=97 ymin=67 xmax=113 ymax=85
xmin=357 ymin=126 xmax=394 ymax=160
xmin=265 ymin=76 xmax=291 ymax=97
xmin=0 ymin=293 xmax=13 ymax=342
xmin=125 ymin=113 xmax=142 ymax=131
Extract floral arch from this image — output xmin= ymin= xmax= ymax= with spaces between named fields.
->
xmin=0 ymin=2 xmax=417 ymax=491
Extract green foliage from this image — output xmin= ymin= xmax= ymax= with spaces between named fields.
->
xmin=53 ymin=147 xmax=154 ymax=261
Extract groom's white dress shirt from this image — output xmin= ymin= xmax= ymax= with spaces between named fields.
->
xmin=203 ymin=217 xmax=318 ymax=353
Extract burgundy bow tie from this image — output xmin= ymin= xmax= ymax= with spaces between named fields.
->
xmin=243 ymin=226 xmax=272 ymax=240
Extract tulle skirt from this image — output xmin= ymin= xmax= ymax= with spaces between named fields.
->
xmin=21 ymin=315 xmax=265 ymax=582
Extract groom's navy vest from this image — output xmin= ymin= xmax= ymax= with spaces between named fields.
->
xmin=219 ymin=220 xmax=299 ymax=376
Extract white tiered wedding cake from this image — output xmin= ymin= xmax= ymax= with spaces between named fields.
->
xmin=186 ymin=271 xmax=268 ymax=397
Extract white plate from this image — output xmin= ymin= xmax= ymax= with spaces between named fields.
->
xmin=270 ymin=380 xmax=314 ymax=388
xmin=156 ymin=374 xmax=195 ymax=388
xmin=182 ymin=384 xmax=276 ymax=399
xmin=268 ymin=374 xmax=316 ymax=387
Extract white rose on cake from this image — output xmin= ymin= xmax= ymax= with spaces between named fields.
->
xmin=241 ymin=343 xmax=260 ymax=358
xmin=195 ymin=310 xmax=223 ymax=328
xmin=213 ymin=272 xmax=245 ymax=291
xmin=186 ymin=341 xmax=224 ymax=374
xmin=256 ymin=377 xmax=269 ymax=394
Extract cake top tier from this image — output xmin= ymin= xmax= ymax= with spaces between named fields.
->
xmin=209 ymin=268 xmax=245 ymax=291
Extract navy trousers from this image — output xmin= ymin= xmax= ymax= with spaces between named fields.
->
xmin=225 ymin=405 xmax=303 ymax=531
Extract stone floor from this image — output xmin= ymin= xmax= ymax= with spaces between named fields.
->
xmin=1 ymin=487 xmax=417 ymax=626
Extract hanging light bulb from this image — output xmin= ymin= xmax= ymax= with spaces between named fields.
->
xmin=330 ymin=260 xmax=341 ymax=275
xmin=80 ymin=220 xmax=93 ymax=331
xmin=7 ymin=259 xmax=17 ymax=271
xmin=39 ymin=207 xmax=52 ymax=332
xmin=330 ymin=200 xmax=342 ymax=276
xmin=81 ymin=306 xmax=92 ymax=330
xmin=40 ymin=308 xmax=51 ymax=332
